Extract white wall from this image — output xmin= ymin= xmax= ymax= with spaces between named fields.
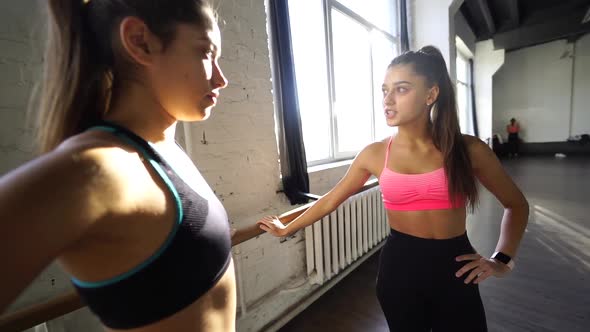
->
xmin=493 ymin=39 xmax=585 ymax=142
xmin=0 ymin=0 xmax=39 ymax=174
xmin=411 ymin=0 xmax=458 ymax=71
xmin=474 ymin=40 xmax=505 ymax=141
xmin=572 ymin=34 xmax=590 ymax=136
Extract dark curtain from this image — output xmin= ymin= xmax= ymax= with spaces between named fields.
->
xmin=269 ymin=0 xmax=310 ymax=205
xmin=399 ymin=0 xmax=410 ymax=52
xmin=469 ymin=59 xmax=479 ymax=137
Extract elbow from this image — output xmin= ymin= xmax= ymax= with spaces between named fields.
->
xmin=307 ymin=193 xmax=341 ymax=222
xmin=520 ymin=198 xmax=530 ymax=225
xmin=519 ymin=194 xmax=530 ymax=216
xmin=505 ymin=196 xmax=529 ymax=222
xmin=319 ymin=193 xmax=344 ymax=215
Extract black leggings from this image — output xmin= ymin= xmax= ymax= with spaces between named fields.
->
xmin=508 ymin=133 xmax=519 ymax=155
xmin=376 ymin=229 xmax=487 ymax=332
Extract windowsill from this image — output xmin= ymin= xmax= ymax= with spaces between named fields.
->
xmin=307 ymin=159 xmax=354 ymax=174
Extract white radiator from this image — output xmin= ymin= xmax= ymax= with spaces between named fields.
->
xmin=305 ymin=185 xmax=389 ymax=285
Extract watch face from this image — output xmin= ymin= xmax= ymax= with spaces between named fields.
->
xmin=493 ymin=252 xmax=512 ymax=264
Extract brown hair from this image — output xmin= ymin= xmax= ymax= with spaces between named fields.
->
xmin=389 ymin=45 xmax=478 ymax=211
xmin=34 ymin=0 xmax=214 ymax=154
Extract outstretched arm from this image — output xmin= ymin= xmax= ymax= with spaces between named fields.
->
xmin=257 ymin=143 xmax=380 ymax=237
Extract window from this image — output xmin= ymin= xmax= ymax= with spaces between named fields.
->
xmin=288 ymin=0 xmax=399 ymax=165
xmin=456 ymin=51 xmax=474 ymax=135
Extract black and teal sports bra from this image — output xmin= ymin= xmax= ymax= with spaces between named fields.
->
xmin=70 ymin=122 xmax=232 ymax=329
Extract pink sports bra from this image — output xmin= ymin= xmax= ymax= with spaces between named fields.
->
xmin=379 ymin=136 xmax=464 ymax=211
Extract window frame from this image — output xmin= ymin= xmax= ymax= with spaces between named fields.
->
xmin=456 ymin=50 xmax=474 ymax=135
xmin=291 ymin=0 xmax=400 ymax=167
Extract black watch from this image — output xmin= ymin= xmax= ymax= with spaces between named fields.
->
xmin=491 ymin=251 xmax=515 ymax=269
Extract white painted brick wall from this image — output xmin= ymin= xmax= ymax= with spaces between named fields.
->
xmin=197 ymin=2 xmax=319 ymax=330
xmin=0 ymin=0 xmax=41 ymax=174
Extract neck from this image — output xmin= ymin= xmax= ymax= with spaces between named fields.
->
xmin=104 ymin=81 xmax=177 ymax=144
xmin=396 ymin=113 xmax=432 ymax=145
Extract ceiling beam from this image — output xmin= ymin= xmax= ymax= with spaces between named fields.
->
xmin=477 ymin=0 xmax=496 ymax=35
xmin=494 ymin=11 xmax=590 ymax=51
xmin=523 ymin=2 xmax=586 ymax=26
xmin=504 ymin=0 xmax=519 ymax=30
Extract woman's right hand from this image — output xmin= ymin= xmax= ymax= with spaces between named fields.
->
xmin=257 ymin=216 xmax=288 ymax=237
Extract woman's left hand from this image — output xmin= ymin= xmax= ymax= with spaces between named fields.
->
xmin=257 ymin=216 xmax=289 ymax=237
xmin=455 ymin=253 xmax=511 ymax=284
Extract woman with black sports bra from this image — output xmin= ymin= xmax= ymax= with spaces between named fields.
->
xmin=0 ymin=1 xmax=237 ymax=331
xmin=258 ymin=46 xmax=529 ymax=331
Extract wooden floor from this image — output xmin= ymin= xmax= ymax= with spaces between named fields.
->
xmin=279 ymin=156 xmax=590 ymax=332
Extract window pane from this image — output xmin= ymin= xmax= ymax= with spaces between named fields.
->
xmin=336 ymin=0 xmax=397 ymax=35
xmin=371 ymin=30 xmax=397 ymax=141
xmin=456 ymin=83 xmax=468 ymax=133
xmin=332 ymin=9 xmax=373 ymax=154
xmin=456 ymin=54 xmax=468 ymax=84
xmin=289 ymin=0 xmax=332 ymax=162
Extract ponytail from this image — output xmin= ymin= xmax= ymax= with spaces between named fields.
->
xmin=35 ymin=0 xmax=110 ymax=154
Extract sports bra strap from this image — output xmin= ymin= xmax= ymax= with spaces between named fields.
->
xmin=384 ymin=136 xmax=394 ymax=168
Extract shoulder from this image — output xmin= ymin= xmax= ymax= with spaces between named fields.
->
xmin=367 ymin=138 xmax=390 ymax=154
xmin=31 ymin=133 xmax=138 ymax=213
xmin=462 ymin=134 xmax=485 ymax=148
xmin=344 ymin=138 xmax=390 ymax=174
xmin=0 ymin=134 xmax=145 ymax=271
xmin=55 ymin=132 xmax=133 ymax=175
xmin=462 ymin=134 xmax=495 ymax=170
xmin=357 ymin=138 xmax=390 ymax=160
xmin=0 ymin=138 xmax=129 ymax=254
xmin=462 ymin=134 xmax=489 ymax=154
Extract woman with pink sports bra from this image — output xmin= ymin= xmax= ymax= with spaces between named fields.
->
xmin=258 ymin=45 xmax=529 ymax=332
